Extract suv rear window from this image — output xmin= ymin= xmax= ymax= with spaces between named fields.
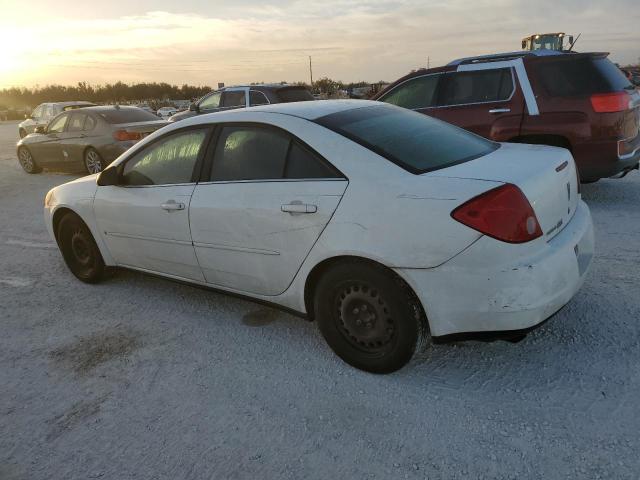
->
xmin=534 ymin=55 xmax=634 ymax=97
xmin=98 ymin=108 xmax=160 ymax=124
xmin=316 ymin=104 xmax=498 ymax=174
xmin=275 ymin=87 xmax=314 ymax=103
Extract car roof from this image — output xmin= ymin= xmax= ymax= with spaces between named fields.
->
xmin=219 ymin=84 xmax=309 ymax=92
xmin=209 ymin=99 xmax=379 ymax=120
xmin=447 ymin=50 xmax=566 ymax=66
xmin=47 ymin=101 xmax=96 ymax=107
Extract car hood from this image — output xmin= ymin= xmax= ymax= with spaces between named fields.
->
xmin=50 ymin=174 xmax=100 ymax=204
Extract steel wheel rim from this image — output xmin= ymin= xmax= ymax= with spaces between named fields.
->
xmin=335 ymin=283 xmax=395 ymax=354
xmin=85 ymin=150 xmax=102 ymax=173
xmin=18 ymin=149 xmax=34 ymax=171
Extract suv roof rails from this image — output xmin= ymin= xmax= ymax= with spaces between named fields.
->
xmin=447 ymin=50 xmax=565 ymax=66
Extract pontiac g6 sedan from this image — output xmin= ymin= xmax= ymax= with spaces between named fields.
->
xmin=44 ymin=100 xmax=594 ymax=373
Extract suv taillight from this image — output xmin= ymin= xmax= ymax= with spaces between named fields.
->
xmin=451 ymin=184 xmax=543 ymax=243
xmin=590 ymin=92 xmax=631 ymax=113
xmin=113 ymin=130 xmax=142 ymax=141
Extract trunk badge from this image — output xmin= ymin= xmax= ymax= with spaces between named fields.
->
xmin=556 ymin=161 xmax=569 ymax=172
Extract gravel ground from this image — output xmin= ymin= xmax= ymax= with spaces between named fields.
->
xmin=1 ymin=120 xmax=639 ymax=479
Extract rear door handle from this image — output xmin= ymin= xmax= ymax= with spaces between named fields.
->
xmin=281 ymin=202 xmax=317 ymax=214
xmin=161 ymin=200 xmax=185 ymax=211
xmin=489 ymin=108 xmax=511 ymax=114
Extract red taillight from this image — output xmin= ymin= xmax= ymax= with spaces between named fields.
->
xmin=113 ymin=130 xmax=142 ymax=141
xmin=590 ymin=92 xmax=631 ymax=113
xmin=451 ymin=184 xmax=543 ymax=243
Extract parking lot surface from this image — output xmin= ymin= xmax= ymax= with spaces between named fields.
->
xmin=1 ymin=120 xmax=639 ymax=479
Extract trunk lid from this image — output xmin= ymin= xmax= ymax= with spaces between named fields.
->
xmin=428 ymin=142 xmax=579 ymax=241
xmin=112 ymin=120 xmax=168 ymax=136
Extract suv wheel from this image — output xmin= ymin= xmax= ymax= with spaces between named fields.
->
xmin=314 ymin=261 xmax=428 ymax=373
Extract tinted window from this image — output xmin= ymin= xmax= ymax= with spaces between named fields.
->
xmin=440 ymin=69 xmax=513 ymax=105
xmin=380 ymin=74 xmax=441 ymax=109
xmin=98 ymin=108 xmax=159 ymax=124
xmin=276 ymin=87 xmax=314 ymax=102
xmin=68 ymin=113 xmax=87 ymax=132
xmin=222 ymin=91 xmax=246 ymax=108
xmin=211 ymin=126 xmax=289 ymax=181
xmin=48 ymin=113 xmax=69 ymax=133
xmin=316 ymin=104 xmax=497 ymax=174
xmin=535 ymin=56 xmax=634 ymax=97
xmin=84 ymin=115 xmax=96 ymax=131
xmin=249 ymin=90 xmax=270 ymax=106
xmin=199 ymin=92 xmax=221 ymax=110
xmin=285 ymin=143 xmax=340 ymax=179
xmin=121 ymin=130 xmax=207 ymax=186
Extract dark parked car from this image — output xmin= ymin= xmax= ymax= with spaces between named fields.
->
xmin=18 ymin=101 xmax=96 ymax=138
xmin=374 ymin=51 xmax=640 ymax=182
xmin=17 ymin=106 xmax=167 ymax=174
xmin=169 ymin=84 xmax=314 ymax=123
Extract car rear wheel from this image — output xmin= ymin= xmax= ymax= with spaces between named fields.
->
xmin=314 ymin=261 xmax=428 ymax=373
xmin=17 ymin=147 xmax=41 ymax=173
xmin=84 ymin=148 xmax=105 ymax=174
xmin=57 ymin=213 xmax=106 ymax=283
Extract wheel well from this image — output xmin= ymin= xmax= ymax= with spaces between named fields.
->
xmin=509 ymin=134 xmax=572 ymax=151
xmin=303 ymin=256 xmax=427 ymax=324
xmin=51 ymin=207 xmax=78 ymax=242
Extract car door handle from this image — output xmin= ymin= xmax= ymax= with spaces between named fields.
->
xmin=161 ymin=200 xmax=185 ymax=211
xmin=281 ymin=202 xmax=317 ymax=214
xmin=489 ymin=108 xmax=511 ymax=114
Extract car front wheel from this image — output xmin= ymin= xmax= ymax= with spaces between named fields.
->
xmin=56 ymin=213 xmax=106 ymax=283
xmin=314 ymin=261 xmax=428 ymax=373
xmin=17 ymin=147 xmax=41 ymax=173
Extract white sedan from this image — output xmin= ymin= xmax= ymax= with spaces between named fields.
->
xmin=156 ymin=106 xmax=178 ymax=119
xmin=43 ymin=100 xmax=594 ymax=373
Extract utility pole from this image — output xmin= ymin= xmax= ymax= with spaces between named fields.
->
xmin=427 ymin=56 xmax=430 ymax=69
xmin=309 ymin=56 xmax=314 ymax=90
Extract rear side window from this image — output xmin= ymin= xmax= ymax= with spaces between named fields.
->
xmin=84 ymin=115 xmax=96 ymax=131
xmin=68 ymin=113 xmax=87 ymax=132
xmin=98 ymin=108 xmax=159 ymax=124
xmin=440 ymin=69 xmax=514 ymax=105
xmin=210 ymin=125 xmax=341 ymax=181
xmin=534 ymin=56 xmax=634 ymax=97
xmin=316 ymin=104 xmax=497 ymax=174
xmin=379 ymin=74 xmax=441 ymax=109
xmin=222 ymin=91 xmax=246 ymax=108
xmin=249 ymin=90 xmax=270 ymax=106
xmin=275 ymin=87 xmax=314 ymax=103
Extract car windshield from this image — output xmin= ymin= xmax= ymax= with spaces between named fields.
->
xmin=98 ymin=108 xmax=160 ymax=124
xmin=276 ymin=87 xmax=314 ymax=102
xmin=315 ymin=104 xmax=498 ymax=174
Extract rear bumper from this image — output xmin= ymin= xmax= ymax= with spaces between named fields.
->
xmin=396 ymin=199 xmax=594 ymax=338
xmin=574 ymin=140 xmax=640 ymax=180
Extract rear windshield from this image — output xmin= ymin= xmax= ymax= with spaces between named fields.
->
xmin=315 ymin=104 xmax=498 ymax=174
xmin=276 ymin=87 xmax=314 ymax=103
xmin=534 ymin=55 xmax=634 ymax=97
xmin=98 ymin=108 xmax=160 ymax=124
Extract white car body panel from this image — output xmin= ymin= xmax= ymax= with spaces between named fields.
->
xmin=43 ymin=100 xmax=595 ymax=339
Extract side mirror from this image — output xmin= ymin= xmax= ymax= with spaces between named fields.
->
xmin=189 ymin=103 xmax=198 ymax=112
xmin=97 ymin=166 xmax=119 ymax=185
xmin=34 ymin=125 xmax=46 ymax=134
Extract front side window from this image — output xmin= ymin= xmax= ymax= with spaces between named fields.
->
xmin=316 ymin=104 xmax=497 ymax=174
xmin=210 ymin=125 xmax=341 ymax=182
xmin=68 ymin=113 xmax=87 ymax=132
xmin=379 ymin=74 xmax=441 ymax=109
xmin=249 ymin=90 xmax=270 ymax=106
xmin=439 ymin=69 xmax=514 ymax=106
xmin=47 ymin=113 xmax=69 ymax=133
xmin=121 ymin=129 xmax=207 ymax=186
xmin=199 ymin=92 xmax=221 ymax=110
xmin=222 ymin=91 xmax=246 ymax=108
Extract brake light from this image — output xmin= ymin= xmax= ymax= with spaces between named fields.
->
xmin=590 ymin=92 xmax=631 ymax=113
xmin=451 ymin=184 xmax=543 ymax=243
xmin=113 ymin=130 xmax=143 ymax=141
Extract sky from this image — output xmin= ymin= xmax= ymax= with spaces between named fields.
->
xmin=0 ymin=0 xmax=638 ymax=88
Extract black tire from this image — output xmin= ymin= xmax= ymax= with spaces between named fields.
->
xmin=84 ymin=148 xmax=105 ymax=174
xmin=19 ymin=128 xmax=27 ymax=139
xmin=57 ymin=213 xmax=106 ymax=283
xmin=17 ymin=147 xmax=41 ymax=173
xmin=314 ymin=261 xmax=428 ymax=373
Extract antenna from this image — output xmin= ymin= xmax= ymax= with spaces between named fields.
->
xmin=568 ymin=33 xmax=581 ymax=52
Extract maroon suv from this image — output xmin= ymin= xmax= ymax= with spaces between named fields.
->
xmin=374 ymin=51 xmax=640 ymax=182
